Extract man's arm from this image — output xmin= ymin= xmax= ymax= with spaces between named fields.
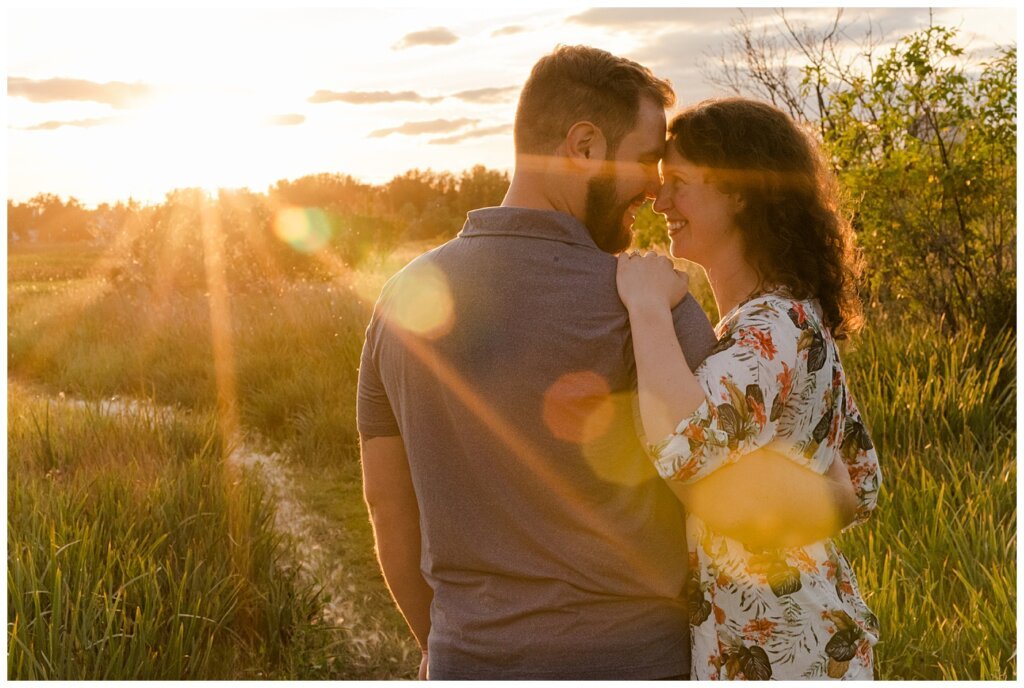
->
xmin=665 ymin=451 xmax=858 ymax=549
xmin=361 ymin=435 xmax=433 ymax=677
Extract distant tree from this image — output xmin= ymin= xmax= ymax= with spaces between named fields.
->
xmin=18 ymin=194 xmax=92 ymax=242
xmin=7 ymin=200 xmax=35 ymax=244
xmin=383 ymin=169 xmax=462 ymax=240
xmin=332 ymin=213 xmax=400 ymax=266
xmin=268 ymin=173 xmax=374 ymax=215
xmin=453 ymin=165 xmax=510 ymax=218
xmin=383 ymin=169 xmax=456 ymax=215
xmin=88 ymin=201 xmax=139 ymax=243
xmin=139 ymin=188 xmax=210 ymax=291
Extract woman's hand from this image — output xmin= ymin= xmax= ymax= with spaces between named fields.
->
xmin=616 ymin=250 xmax=689 ymax=312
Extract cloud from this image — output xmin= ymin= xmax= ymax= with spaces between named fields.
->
xmin=393 ymin=27 xmax=458 ymax=50
xmin=369 ymin=118 xmax=478 ymax=138
xmin=716 ymin=7 xmax=935 ymax=44
xmin=451 ymin=86 xmax=518 ymax=104
xmin=492 ymin=25 xmax=526 ymax=37
xmin=567 ymin=7 xmax=775 ymax=30
xmin=8 ymin=76 xmax=152 ymax=108
xmin=21 ymin=117 xmax=121 ymax=131
xmin=308 ymin=89 xmax=441 ymax=104
xmin=631 ymin=28 xmax=724 ymax=72
xmin=628 ymin=8 xmax=950 ymax=106
xmin=310 ymin=86 xmax=517 ymax=106
xmin=430 ymin=124 xmax=513 ymax=145
xmin=267 ymin=114 xmax=305 ymax=126
xmin=824 ymin=8 xmax=938 ymax=40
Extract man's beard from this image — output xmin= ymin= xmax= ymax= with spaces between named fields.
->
xmin=584 ymin=169 xmax=634 ymax=254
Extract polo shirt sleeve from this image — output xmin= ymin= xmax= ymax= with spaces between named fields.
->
xmin=356 ymin=315 xmax=400 ymax=439
xmin=672 ymin=293 xmax=717 ymax=371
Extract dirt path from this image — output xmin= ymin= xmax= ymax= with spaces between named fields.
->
xmin=58 ymin=394 xmax=357 ymax=628
xmin=226 ymin=440 xmax=358 ymax=628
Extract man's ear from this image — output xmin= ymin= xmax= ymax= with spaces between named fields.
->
xmin=730 ymin=192 xmax=747 ymax=213
xmin=564 ymin=121 xmax=607 ymax=167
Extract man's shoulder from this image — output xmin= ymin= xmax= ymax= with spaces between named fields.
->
xmin=376 ymin=243 xmax=451 ymax=297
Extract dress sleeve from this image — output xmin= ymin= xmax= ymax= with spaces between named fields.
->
xmin=650 ymin=299 xmax=801 ymax=484
xmin=840 ymin=393 xmax=882 ymax=526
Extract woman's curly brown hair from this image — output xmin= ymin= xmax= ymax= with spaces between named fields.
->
xmin=668 ymin=97 xmax=864 ymax=338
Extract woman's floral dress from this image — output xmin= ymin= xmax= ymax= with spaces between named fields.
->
xmin=650 ymin=293 xmax=882 ymax=680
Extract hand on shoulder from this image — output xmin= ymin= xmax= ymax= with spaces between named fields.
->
xmin=616 ymin=250 xmax=689 ymax=312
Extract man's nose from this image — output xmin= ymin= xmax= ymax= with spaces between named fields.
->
xmin=643 ymin=177 xmax=660 ymax=200
xmin=641 ymin=170 xmax=661 ymax=201
xmin=652 ymin=184 xmax=671 ymax=214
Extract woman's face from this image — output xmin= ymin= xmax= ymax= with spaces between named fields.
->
xmin=653 ymin=146 xmax=743 ymax=265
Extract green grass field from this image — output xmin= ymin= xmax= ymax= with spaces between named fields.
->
xmin=7 ymin=242 xmax=1016 ymax=680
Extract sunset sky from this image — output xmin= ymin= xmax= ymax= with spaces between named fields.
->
xmin=7 ymin=6 xmax=1017 ymax=207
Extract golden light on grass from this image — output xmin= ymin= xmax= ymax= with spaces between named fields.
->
xmin=7 ymin=227 xmax=142 ymax=375
xmin=195 ymin=199 xmax=257 ymax=585
xmin=379 ymin=261 xmax=454 ymax=339
xmin=273 ymin=207 xmax=333 ymax=254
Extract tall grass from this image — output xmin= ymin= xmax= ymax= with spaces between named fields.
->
xmin=838 ymin=323 xmax=1016 ymax=680
xmin=9 ymin=278 xmax=371 ymax=463
xmin=6 ymin=384 xmax=331 ymax=679
xmin=7 ymin=243 xmax=1016 ymax=679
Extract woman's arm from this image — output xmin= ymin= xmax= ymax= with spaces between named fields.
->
xmin=635 ymin=302 xmax=857 ymax=546
xmin=616 ymin=254 xmax=705 ymax=442
xmin=617 ymin=253 xmax=857 ymax=548
xmin=666 ymin=451 xmax=858 ymax=549
xmin=628 ymin=300 xmax=707 ymax=442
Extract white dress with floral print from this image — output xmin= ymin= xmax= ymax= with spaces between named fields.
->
xmin=651 ymin=293 xmax=882 ymax=680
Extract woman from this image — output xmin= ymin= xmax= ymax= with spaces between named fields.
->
xmin=617 ymin=98 xmax=881 ymax=680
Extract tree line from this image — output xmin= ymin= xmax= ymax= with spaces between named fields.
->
xmin=8 ymin=166 xmax=510 ymax=292
xmin=8 ymin=166 xmax=509 ymax=249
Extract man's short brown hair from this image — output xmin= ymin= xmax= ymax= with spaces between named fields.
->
xmin=514 ymin=45 xmax=675 ymax=156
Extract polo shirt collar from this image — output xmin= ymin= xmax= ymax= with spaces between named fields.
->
xmin=459 ymin=207 xmax=599 ymax=249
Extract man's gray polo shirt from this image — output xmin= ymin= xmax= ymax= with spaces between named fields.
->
xmin=357 ymin=207 xmax=717 ymax=680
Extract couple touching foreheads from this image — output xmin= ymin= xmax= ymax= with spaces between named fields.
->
xmin=358 ymin=45 xmax=881 ymax=681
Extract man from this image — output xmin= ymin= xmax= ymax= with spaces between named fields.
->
xmin=357 ymin=45 xmax=854 ymax=680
